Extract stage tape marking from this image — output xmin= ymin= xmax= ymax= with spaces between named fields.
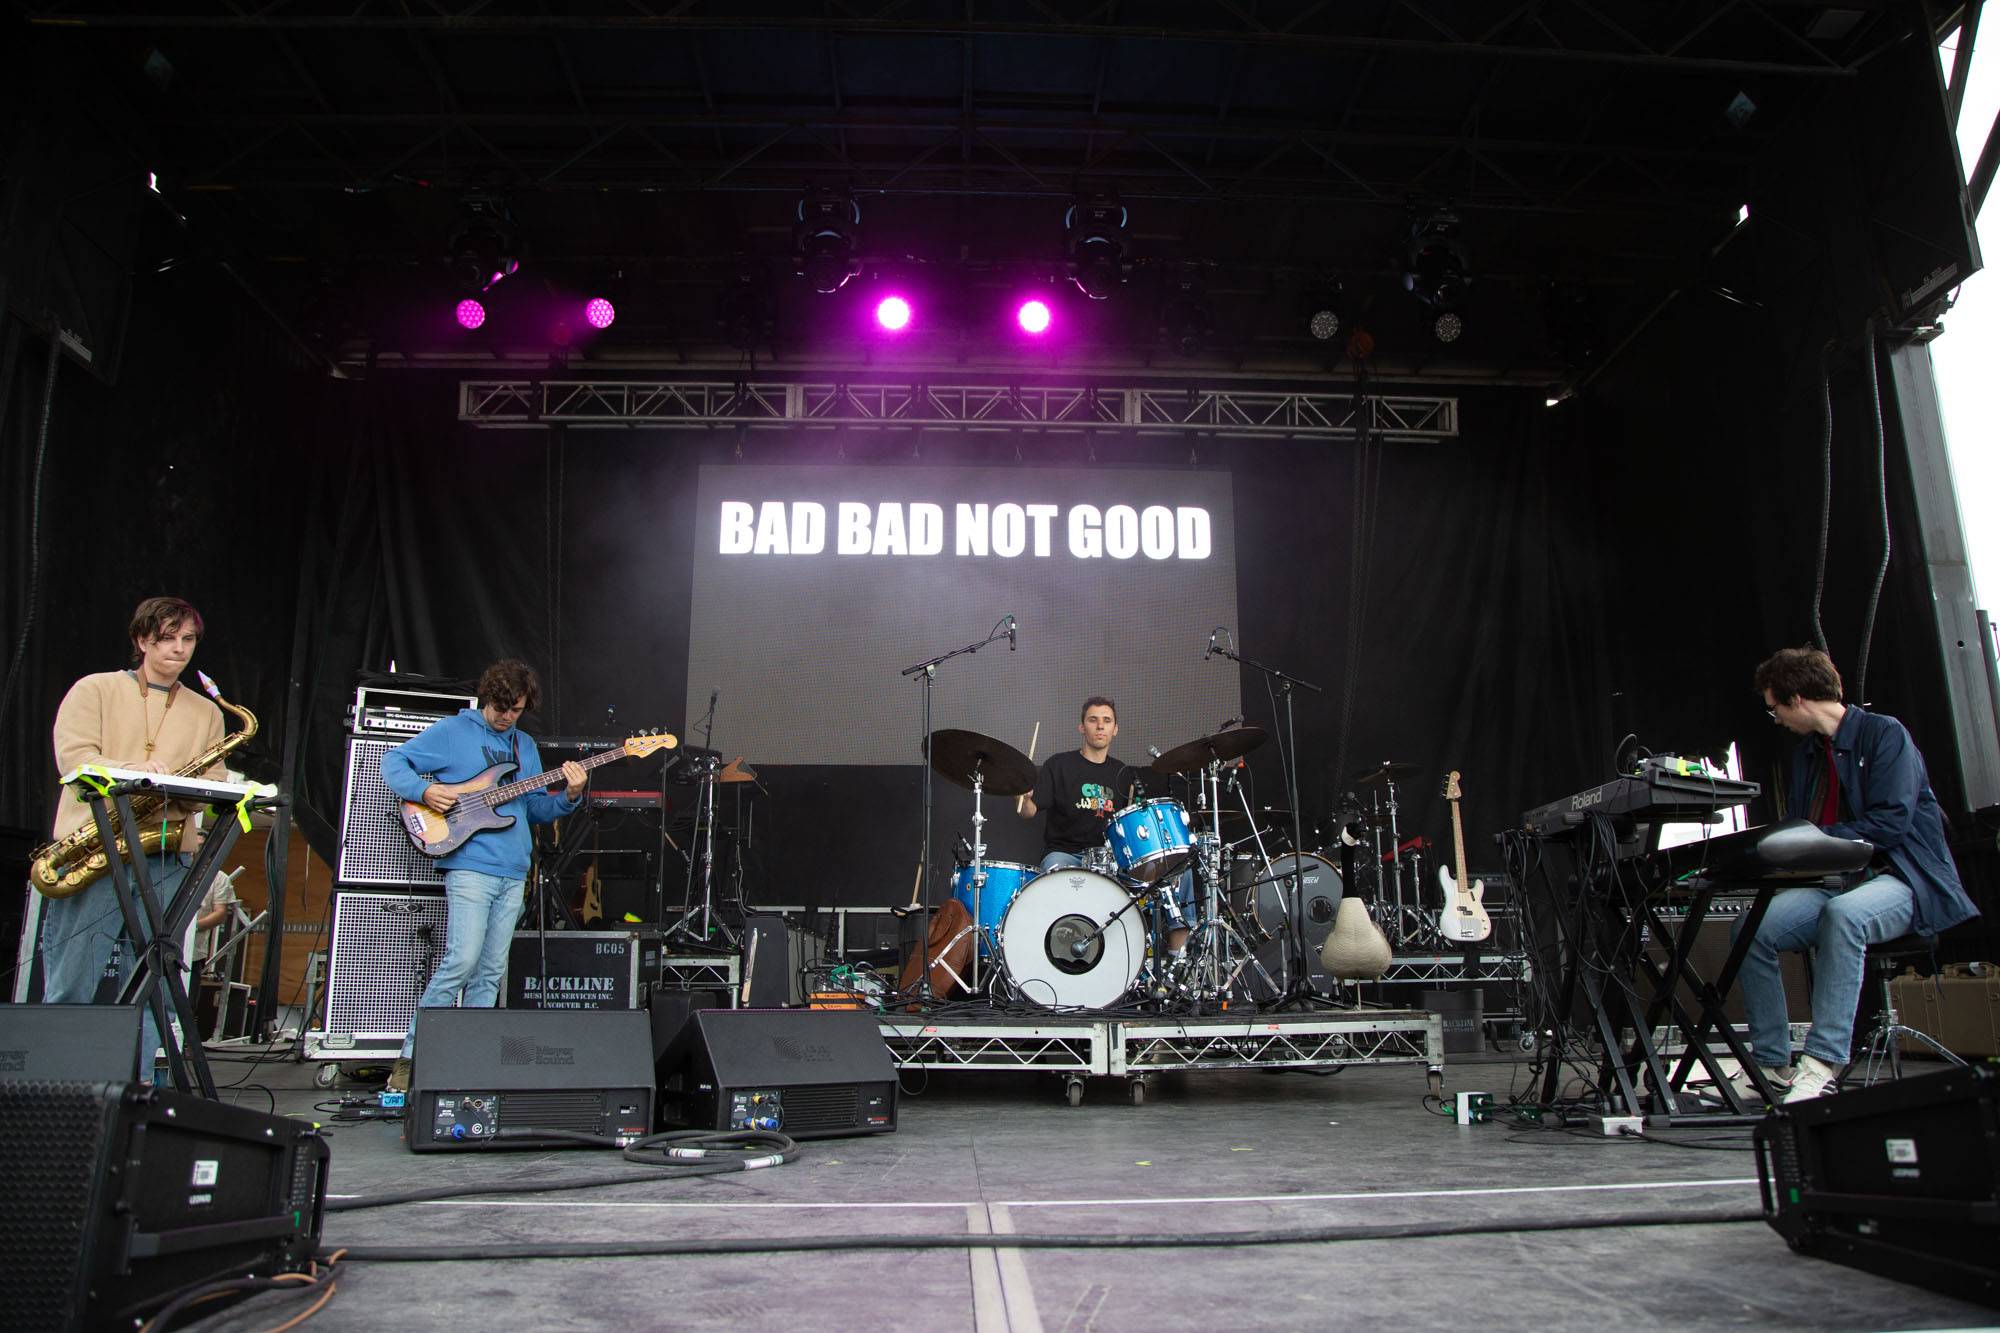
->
xmin=336 ymin=1176 xmax=1756 ymax=1211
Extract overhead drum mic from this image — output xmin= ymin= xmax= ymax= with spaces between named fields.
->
xmin=1008 ymin=616 xmax=1018 ymax=652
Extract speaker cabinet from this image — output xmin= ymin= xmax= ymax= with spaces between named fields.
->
xmin=0 ymin=1005 xmax=144 ymax=1082
xmin=322 ymin=890 xmax=450 ymax=1055
xmin=406 ymin=1008 xmax=655 ymax=1152
xmin=0 ymin=1082 xmax=327 ymax=1332
xmin=338 ymin=736 xmax=445 ymax=888
xmin=661 ymin=1008 xmax=896 ymax=1140
xmin=1758 ymin=1064 xmax=2000 ymax=1307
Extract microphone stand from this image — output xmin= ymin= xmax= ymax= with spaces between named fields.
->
xmin=900 ymin=619 xmax=1013 ymax=1004
xmin=1208 ymin=635 xmax=1324 ymax=1010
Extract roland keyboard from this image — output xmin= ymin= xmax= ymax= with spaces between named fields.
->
xmin=1520 ymin=769 xmax=1760 ymax=835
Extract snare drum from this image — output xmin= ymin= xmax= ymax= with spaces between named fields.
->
xmin=1105 ymin=798 xmax=1193 ymax=883
xmin=950 ymin=861 xmax=1037 ymax=955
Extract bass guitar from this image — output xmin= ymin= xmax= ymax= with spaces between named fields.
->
xmin=399 ymin=730 xmax=677 ymax=858
xmin=1436 ymin=770 xmax=1494 ymax=943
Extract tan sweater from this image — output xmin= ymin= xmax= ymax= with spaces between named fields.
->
xmin=50 ymin=670 xmax=226 ymax=841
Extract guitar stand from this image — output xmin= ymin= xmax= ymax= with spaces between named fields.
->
xmin=84 ymin=782 xmax=277 ymax=1098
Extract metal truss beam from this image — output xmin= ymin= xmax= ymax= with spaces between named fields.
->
xmin=1373 ymin=953 xmax=1530 ymax=986
xmin=459 ymin=379 xmax=1459 ymax=440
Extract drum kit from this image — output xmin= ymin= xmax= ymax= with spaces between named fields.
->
xmin=921 ymin=723 xmax=1338 ymax=1011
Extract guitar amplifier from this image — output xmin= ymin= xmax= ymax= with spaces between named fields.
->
xmin=338 ymin=736 xmax=445 ymax=888
xmin=319 ymin=890 xmax=450 ymax=1057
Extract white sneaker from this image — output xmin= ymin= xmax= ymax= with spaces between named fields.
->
xmin=1781 ymin=1054 xmax=1843 ymax=1103
xmin=1728 ymin=1064 xmax=1794 ymax=1103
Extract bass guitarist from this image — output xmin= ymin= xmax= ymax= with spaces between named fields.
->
xmin=379 ymin=658 xmax=585 ymax=1092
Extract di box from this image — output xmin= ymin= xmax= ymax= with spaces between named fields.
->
xmin=406 ymin=1007 xmax=654 ymax=1151
xmin=1756 ymin=1063 xmax=2000 ymax=1308
xmin=0 ymin=1082 xmax=328 ymax=1333
xmin=661 ymin=1008 xmax=896 ymax=1140
xmin=506 ymin=930 xmax=654 ymax=1010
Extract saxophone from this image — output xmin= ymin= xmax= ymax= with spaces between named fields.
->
xmin=30 ymin=670 xmax=260 ymax=898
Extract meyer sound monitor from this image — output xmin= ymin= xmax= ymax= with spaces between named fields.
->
xmin=1757 ymin=1064 xmax=2000 ymax=1308
xmin=0 ymin=1005 xmax=145 ymax=1082
xmin=661 ymin=1008 xmax=897 ymax=1140
xmin=405 ymin=1007 xmax=654 ymax=1152
xmin=0 ymin=1082 xmax=328 ymax=1333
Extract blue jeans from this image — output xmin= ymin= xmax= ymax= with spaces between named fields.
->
xmin=40 ymin=852 xmax=189 ymax=1076
xmin=401 ymin=869 xmax=524 ymax=1058
xmin=1039 ymin=850 xmax=1084 ymax=873
xmin=1733 ymin=873 xmax=1914 ymax=1068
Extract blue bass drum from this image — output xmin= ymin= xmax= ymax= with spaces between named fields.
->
xmin=950 ymin=860 xmax=1037 ymax=955
xmin=1105 ymin=798 xmax=1192 ymax=883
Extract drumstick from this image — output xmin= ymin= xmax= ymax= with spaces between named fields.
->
xmin=1015 ymin=721 xmax=1041 ymax=813
xmin=907 ymin=860 xmax=924 ymax=910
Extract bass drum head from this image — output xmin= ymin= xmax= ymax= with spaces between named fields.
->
xmin=997 ymin=868 xmax=1144 ymax=1009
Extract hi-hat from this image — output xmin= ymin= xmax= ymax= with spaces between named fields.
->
xmin=1350 ymin=760 xmax=1420 ymax=786
xmin=1150 ymin=725 xmax=1268 ymax=774
xmin=923 ymin=729 xmax=1037 ymax=795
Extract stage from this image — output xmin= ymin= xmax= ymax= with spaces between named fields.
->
xmin=181 ymin=1045 xmax=1985 ymax=1332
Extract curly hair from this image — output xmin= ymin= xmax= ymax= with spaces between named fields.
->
xmin=477 ymin=658 xmax=542 ymax=713
xmin=128 ymin=597 xmax=204 ymax=665
xmin=1753 ymin=646 xmax=1844 ymax=705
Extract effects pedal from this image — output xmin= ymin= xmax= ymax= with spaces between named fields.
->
xmin=1455 ymin=1091 xmax=1494 ymax=1125
xmin=378 ymin=1088 xmax=406 ymax=1110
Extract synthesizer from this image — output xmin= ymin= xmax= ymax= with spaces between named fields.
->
xmin=1521 ymin=769 xmax=1760 ymax=835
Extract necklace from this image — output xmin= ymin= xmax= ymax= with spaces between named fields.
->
xmin=139 ymin=675 xmax=177 ymax=757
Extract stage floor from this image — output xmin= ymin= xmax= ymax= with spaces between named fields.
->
xmin=193 ymin=1045 xmax=1983 ymax=1332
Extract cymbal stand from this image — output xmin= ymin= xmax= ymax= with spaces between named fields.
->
xmin=665 ymin=752 xmax=735 ymax=949
xmin=1208 ymin=636 xmax=1323 ymax=1008
xmin=936 ymin=762 xmax=997 ymax=993
xmin=1186 ymin=759 xmax=1278 ymax=1003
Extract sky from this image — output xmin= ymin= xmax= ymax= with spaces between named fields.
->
xmin=1932 ymin=27 xmax=1999 ymax=612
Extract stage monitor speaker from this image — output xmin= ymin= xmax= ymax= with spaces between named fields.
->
xmin=0 ymin=1082 xmax=328 ymax=1332
xmin=1757 ymin=1064 xmax=2000 ymax=1308
xmin=661 ymin=1008 xmax=896 ymax=1140
xmin=338 ymin=736 xmax=446 ymax=888
xmin=647 ymin=987 xmax=728 ymax=1065
xmin=0 ymin=1004 xmax=144 ymax=1082
xmin=323 ymin=889 xmax=450 ymax=1054
xmin=406 ymin=1007 xmax=654 ymax=1152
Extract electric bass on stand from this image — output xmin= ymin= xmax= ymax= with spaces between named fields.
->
xmin=400 ymin=731 xmax=678 ymax=857
xmin=1437 ymin=770 xmax=1494 ymax=944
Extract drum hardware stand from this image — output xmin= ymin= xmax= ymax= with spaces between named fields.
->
xmin=665 ymin=750 xmax=736 ymax=949
xmin=937 ymin=762 xmax=1000 ymax=993
xmin=1206 ymin=634 xmax=1323 ymax=1009
xmin=901 ymin=617 xmax=1014 ymax=1001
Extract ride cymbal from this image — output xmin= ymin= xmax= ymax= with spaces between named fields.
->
xmin=1150 ymin=725 xmax=1268 ymax=774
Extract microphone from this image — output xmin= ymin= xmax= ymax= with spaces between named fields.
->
xmin=1204 ymin=629 xmax=1217 ymax=659
xmin=1007 ymin=616 xmax=1018 ymax=652
xmin=1147 ymin=745 xmax=1163 ymax=760
xmin=708 ymin=688 xmax=719 ymax=714
xmin=1218 ymin=714 xmax=1243 ymax=731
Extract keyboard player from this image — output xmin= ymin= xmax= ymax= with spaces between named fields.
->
xmin=1736 ymin=647 xmax=1978 ymax=1102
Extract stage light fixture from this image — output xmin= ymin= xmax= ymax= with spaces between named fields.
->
xmin=455 ymin=298 xmax=486 ymax=330
xmin=1065 ymin=194 xmax=1132 ymax=301
xmin=795 ymin=188 xmax=863 ymax=294
xmin=584 ymin=297 xmax=617 ymax=329
xmin=1017 ymin=298 xmax=1052 ymax=334
xmin=1160 ymin=264 xmax=1214 ymax=357
xmin=447 ymin=197 xmax=521 ymax=294
xmin=875 ymin=295 xmax=912 ymax=330
xmin=1309 ymin=308 xmax=1340 ymax=341
xmin=1403 ymin=206 xmax=1468 ymax=343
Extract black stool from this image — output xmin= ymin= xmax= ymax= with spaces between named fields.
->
xmin=1855 ymin=937 xmax=1966 ymax=1083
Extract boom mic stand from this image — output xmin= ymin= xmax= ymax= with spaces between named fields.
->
xmin=900 ymin=616 xmax=1014 ymax=1004
xmin=1205 ymin=630 xmax=1324 ymax=1010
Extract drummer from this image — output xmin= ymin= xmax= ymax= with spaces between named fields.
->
xmin=1018 ymin=697 xmax=1189 ymax=949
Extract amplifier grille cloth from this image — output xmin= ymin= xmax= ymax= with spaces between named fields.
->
xmin=782 ymin=1084 xmax=860 ymax=1131
xmin=0 ymin=1083 xmax=110 ymax=1328
xmin=339 ymin=736 xmax=445 ymax=887
xmin=326 ymin=892 xmax=450 ymax=1044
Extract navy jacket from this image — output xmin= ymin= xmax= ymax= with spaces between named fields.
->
xmin=1785 ymin=705 xmax=1977 ymax=937
xmin=379 ymin=708 xmax=580 ymax=878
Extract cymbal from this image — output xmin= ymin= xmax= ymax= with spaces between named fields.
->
xmin=1213 ymin=804 xmax=1293 ymax=821
xmin=1350 ymin=760 xmax=1419 ymax=787
xmin=924 ymin=728 xmax=1037 ymax=796
xmin=1150 ymin=725 xmax=1268 ymax=774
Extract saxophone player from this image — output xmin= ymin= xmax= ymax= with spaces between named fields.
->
xmin=39 ymin=597 xmax=225 ymax=1065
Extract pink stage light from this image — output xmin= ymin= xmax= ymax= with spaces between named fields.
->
xmin=455 ymin=298 xmax=486 ymax=330
xmin=584 ymin=297 xmax=616 ymax=329
xmin=1016 ymin=299 xmax=1052 ymax=334
xmin=875 ymin=295 xmax=912 ymax=331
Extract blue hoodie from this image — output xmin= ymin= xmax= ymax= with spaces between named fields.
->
xmin=379 ymin=707 xmax=580 ymax=879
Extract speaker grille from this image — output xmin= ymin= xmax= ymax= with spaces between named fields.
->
xmin=326 ymin=892 xmax=451 ymax=1045
xmin=501 ymin=1091 xmax=607 ymax=1133
xmin=0 ymin=1083 xmax=115 ymax=1329
xmin=339 ymin=737 xmax=446 ymax=887
xmin=782 ymin=1084 xmax=860 ymax=1132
